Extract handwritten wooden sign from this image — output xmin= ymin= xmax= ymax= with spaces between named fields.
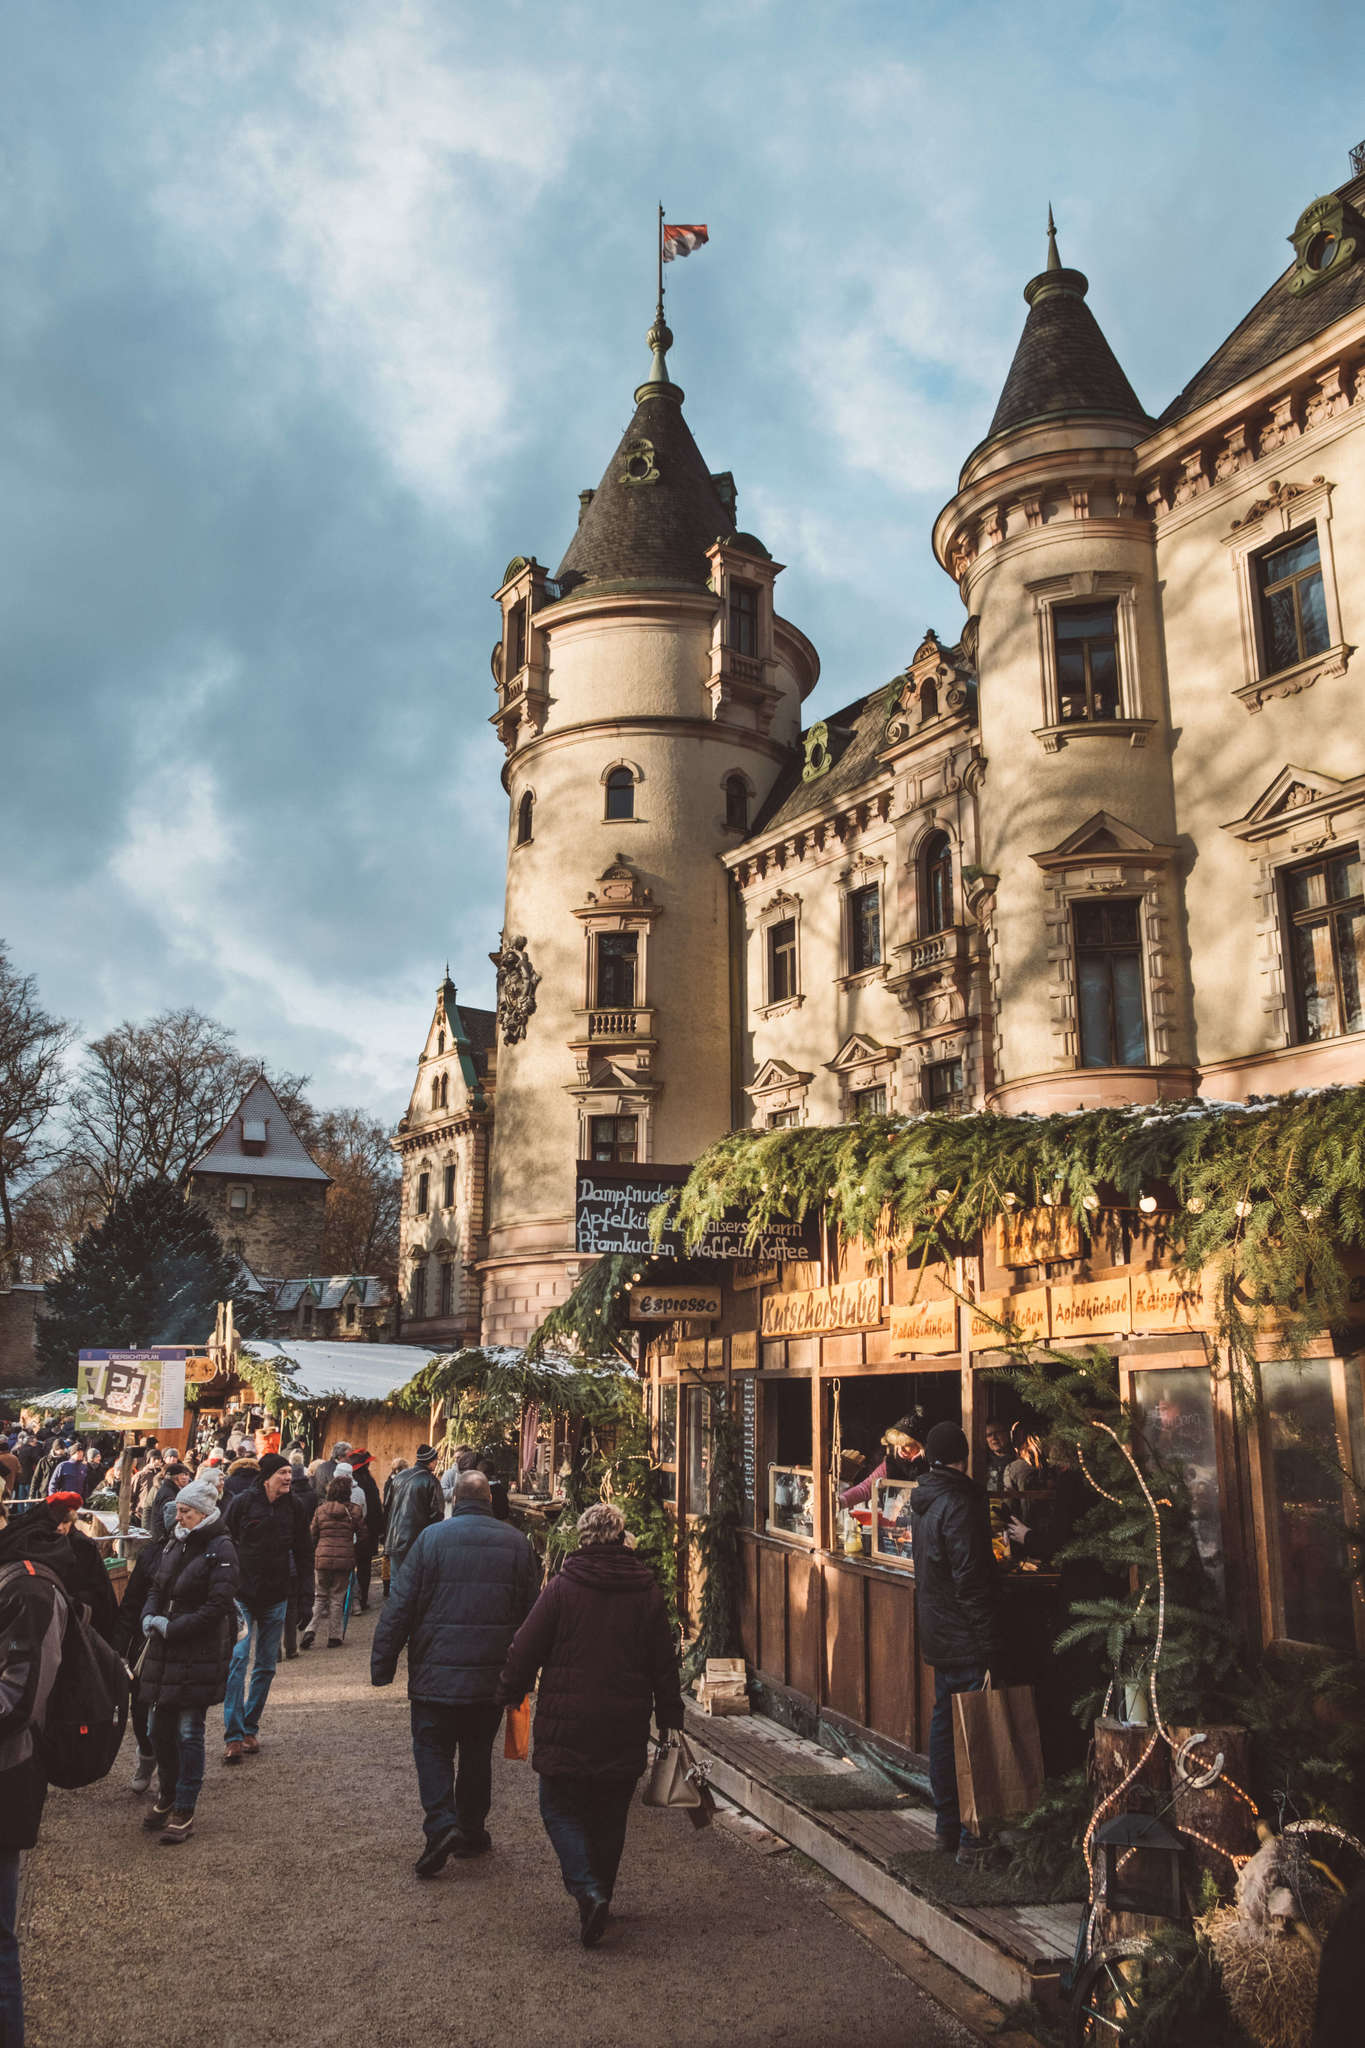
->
xmin=1130 ymin=1268 xmax=1213 ymax=1333
xmin=730 ymin=1330 xmax=758 ymax=1373
xmin=732 ymin=1260 xmax=778 ymax=1292
xmin=965 ymin=1288 xmax=1050 ymax=1349
xmin=887 ymin=1297 xmax=959 ymax=1355
xmin=1049 ymin=1276 xmax=1132 ymax=1340
xmin=997 ymin=1206 xmax=1081 ymax=1268
xmin=760 ymin=1275 xmax=883 ymax=1337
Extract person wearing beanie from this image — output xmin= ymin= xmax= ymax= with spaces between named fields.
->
xmin=497 ymin=1499 xmax=683 ymax=1946
xmin=910 ymin=1418 xmax=1001 ymax=1866
xmin=137 ymin=1482 xmax=239 ymax=1844
xmin=346 ymin=1451 xmax=385 ymax=1612
xmin=838 ymin=1411 xmax=929 ymax=1510
xmin=373 ymin=1471 xmax=540 ymax=1880
xmin=221 ymin=1451 xmax=313 ymax=1763
xmin=384 ymin=1448 xmax=445 ymax=1582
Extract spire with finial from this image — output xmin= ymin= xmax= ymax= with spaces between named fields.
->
xmin=1046 ymin=203 xmax=1061 ymax=273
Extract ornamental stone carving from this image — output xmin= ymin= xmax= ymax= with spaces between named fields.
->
xmin=490 ymin=934 xmax=542 ymax=1045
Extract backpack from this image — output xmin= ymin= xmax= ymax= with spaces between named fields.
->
xmin=0 ymin=1560 xmax=130 ymax=1788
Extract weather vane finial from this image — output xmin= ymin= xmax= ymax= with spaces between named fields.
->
xmin=1046 ymin=203 xmax=1061 ymax=272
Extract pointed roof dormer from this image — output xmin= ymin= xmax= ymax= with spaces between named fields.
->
xmin=981 ymin=212 xmax=1150 ymax=450
xmin=554 ymin=312 xmax=738 ymax=596
xmin=190 ymin=1076 xmax=331 ymax=1184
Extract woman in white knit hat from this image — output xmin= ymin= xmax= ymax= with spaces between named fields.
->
xmin=135 ymin=1477 xmax=239 ymax=1844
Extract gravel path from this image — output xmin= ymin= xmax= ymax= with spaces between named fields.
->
xmin=21 ymin=1605 xmax=971 ymax=2048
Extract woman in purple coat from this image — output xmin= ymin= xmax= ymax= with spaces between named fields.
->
xmin=498 ymin=1503 xmax=683 ymax=1949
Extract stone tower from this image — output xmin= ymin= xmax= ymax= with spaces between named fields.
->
xmin=481 ymin=310 xmax=819 ymax=1344
xmin=933 ymin=217 xmax=1194 ymax=1113
xmin=186 ymin=1075 xmax=330 ymax=1277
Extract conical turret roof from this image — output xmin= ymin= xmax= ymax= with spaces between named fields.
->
xmin=983 ymin=216 xmax=1149 ymax=445
xmin=555 ymin=315 xmax=736 ymax=595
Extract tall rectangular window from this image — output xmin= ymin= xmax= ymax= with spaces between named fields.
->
xmin=924 ymin=1058 xmax=964 ymax=1112
xmin=768 ymin=918 xmax=797 ymax=1003
xmin=595 ymin=932 xmax=638 ymax=1008
xmin=438 ymin=1260 xmax=454 ymax=1318
xmin=848 ymin=884 xmax=882 ymax=972
xmin=851 ymin=1085 xmax=887 ymax=1117
xmin=1074 ymin=900 xmax=1148 ymax=1067
xmin=443 ymin=1162 xmax=456 ymax=1208
xmin=590 ymin=1115 xmax=638 ymax=1163
xmin=1286 ymin=850 xmax=1364 ymax=1042
xmin=1054 ymin=602 xmax=1120 ymax=722
xmin=416 ymin=1171 xmax=430 ymax=1215
xmin=1257 ymin=529 xmax=1329 ymax=675
xmin=507 ymin=598 xmax=527 ymax=676
xmin=411 ymin=1264 xmax=428 ymax=1319
xmin=729 ymin=582 xmax=759 ymax=657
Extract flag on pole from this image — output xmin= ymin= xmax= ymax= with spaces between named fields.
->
xmin=663 ymin=222 xmax=709 ymax=262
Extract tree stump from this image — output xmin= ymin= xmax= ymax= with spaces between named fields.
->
xmin=1089 ymin=1717 xmax=1173 ymax=1944
xmin=1168 ymin=1722 xmax=1258 ymax=1904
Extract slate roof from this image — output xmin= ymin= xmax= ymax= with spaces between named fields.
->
xmin=555 ymin=382 xmax=736 ymax=595
xmin=748 ymin=685 xmax=897 ymax=838
xmin=439 ymin=977 xmax=495 ymax=1084
xmin=1158 ymin=174 xmax=1365 ymax=427
xmin=984 ymin=265 xmax=1149 ymax=448
xmin=190 ymin=1076 xmax=331 ymax=1184
xmin=272 ymin=1276 xmax=388 ymax=1312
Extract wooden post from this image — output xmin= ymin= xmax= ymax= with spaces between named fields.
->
xmin=1168 ymin=1723 xmax=1258 ymax=1901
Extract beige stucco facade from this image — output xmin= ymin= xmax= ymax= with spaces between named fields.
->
xmin=395 ymin=164 xmax=1365 ymax=1349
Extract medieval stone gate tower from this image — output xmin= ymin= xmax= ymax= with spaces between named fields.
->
xmin=480 ymin=313 xmax=819 ymax=1344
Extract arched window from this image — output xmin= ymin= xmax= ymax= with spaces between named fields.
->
xmin=430 ymin=1076 xmax=441 ymax=1108
xmin=921 ymin=831 xmax=953 ymax=935
xmin=919 ymin=679 xmax=938 ymax=722
xmin=516 ymin=790 xmax=534 ymax=844
xmin=439 ymin=1074 xmax=449 ymax=1108
xmin=605 ymin=767 xmax=635 ymax=820
xmin=724 ymin=774 xmax=749 ymax=831
xmin=436 ymin=1030 xmax=445 ymax=1054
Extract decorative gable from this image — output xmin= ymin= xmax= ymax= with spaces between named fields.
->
xmin=826 ymin=1034 xmax=897 ymax=1075
xmin=1032 ymin=812 xmax=1175 ymax=872
xmin=746 ymin=1058 xmax=814 ymax=1097
xmin=1225 ymin=765 xmax=1352 ymax=838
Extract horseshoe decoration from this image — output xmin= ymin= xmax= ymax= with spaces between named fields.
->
xmin=1173 ymin=1730 xmax=1226 ymax=1790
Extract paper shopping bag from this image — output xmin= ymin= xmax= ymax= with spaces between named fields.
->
xmin=951 ymin=1677 xmax=1044 ymax=1834
xmin=503 ymin=1698 xmax=531 ymax=1761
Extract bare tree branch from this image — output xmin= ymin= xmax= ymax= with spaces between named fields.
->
xmin=0 ymin=941 xmax=76 ymax=1276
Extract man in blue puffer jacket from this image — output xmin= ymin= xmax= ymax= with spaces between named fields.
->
xmin=371 ymin=1470 xmax=540 ymax=1878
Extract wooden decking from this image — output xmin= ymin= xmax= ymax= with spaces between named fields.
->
xmin=685 ymin=1704 xmax=1080 ymax=2009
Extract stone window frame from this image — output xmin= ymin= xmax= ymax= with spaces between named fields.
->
xmin=225 ymin=1184 xmax=253 ymax=1217
xmin=836 ymin=853 xmax=889 ymax=989
xmin=720 ymin=767 xmax=756 ymax=834
xmin=827 ymin=1034 xmax=899 ymax=1119
xmin=1222 ymin=478 xmax=1351 ymax=712
xmin=573 ymin=1091 xmax=654 ymax=1164
xmin=1026 ymin=570 xmax=1155 ymax=753
xmin=580 ymin=912 xmax=654 ymax=1014
xmin=744 ymin=1059 xmax=813 ymax=1131
xmin=600 ymin=757 xmax=644 ymax=823
xmin=442 ymin=1161 xmax=457 ymax=1210
xmin=515 ymin=787 xmax=535 ymax=847
xmin=1226 ymin=771 xmax=1365 ymax=1049
xmin=755 ymin=888 xmax=804 ymax=1017
xmin=1034 ymin=852 xmax=1180 ymax=1071
xmin=415 ymin=1164 xmax=432 ymax=1217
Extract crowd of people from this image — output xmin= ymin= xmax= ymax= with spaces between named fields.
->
xmin=0 ymin=1410 xmax=687 ymax=2046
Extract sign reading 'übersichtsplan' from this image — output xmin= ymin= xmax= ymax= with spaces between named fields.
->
xmin=575 ymin=1164 xmax=819 ymax=1263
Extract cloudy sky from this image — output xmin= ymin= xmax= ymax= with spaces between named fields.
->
xmin=3 ymin=0 xmax=1361 ymax=1122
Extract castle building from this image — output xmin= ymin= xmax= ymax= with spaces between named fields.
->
xmin=398 ymin=156 xmax=1365 ymax=1348
xmin=392 ymin=976 xmax=496 ymax=1348
xmin=187 ymin=1075 xmax=331 ymax=1278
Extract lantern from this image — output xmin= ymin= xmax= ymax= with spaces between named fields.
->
xmin=1094 ymin=1811 xmax=1184 ymax=1920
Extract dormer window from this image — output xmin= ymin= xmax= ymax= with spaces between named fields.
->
xmin=507 ymin=598 xmax=527 ymax=676
xmin=241 ymin=1117 xmax=267 ymax=1156
xmin=728 ymin=582 xmax=759 ymax=658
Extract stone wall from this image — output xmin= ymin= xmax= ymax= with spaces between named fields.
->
xmin=0 ymin=1285 xmax=45 ymax=1389
xmin=187 ymin=1176 xmax=328 ymax=1278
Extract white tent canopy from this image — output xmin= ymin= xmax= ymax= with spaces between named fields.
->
xmin=241 ymin=1340 xmax=435 ymax=1407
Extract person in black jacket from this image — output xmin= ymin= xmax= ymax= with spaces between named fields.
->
xmin=137 ymin=1476 xmax=238 ymax=1844
xmin=910 ymin=1421 xmax=1001 ymax=1863
xmin=0 ymin=1524 xmax=67 ymax=2047
xmin=113 ymin=1503 xmax=175 ymax=1791
xmin=384 ymin=1446 xmax=445 ymax=1578
xmin=347 ymin=1451 xmax=385 ymax=1611
xmin=222 ymin=1454 xmax=312 ymax=1764
xmin=372 ymin=1470 xmax=540 ymax=1878
xmin=499 ymin=1501 xmax=684 ymax=1948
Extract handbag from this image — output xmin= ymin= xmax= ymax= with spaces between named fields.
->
xmin=504 ymin=1697 xmax=531 ymax=1761
xmin=951 ymin=1674 xmax=1045 ymax=1834
xmin=641 ymin=1731 xmax=713 ymax=1827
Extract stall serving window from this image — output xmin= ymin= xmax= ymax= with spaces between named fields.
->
xmin=1130 ymin=1364 xmax=1226 ymax=1603
xmin=832 ymin=1370 xmax=961 ymax=1566
xmin=764 ymin=1377 xmax=814 ymax=1543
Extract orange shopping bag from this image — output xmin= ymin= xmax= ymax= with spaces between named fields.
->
xmin=504 ymin=1698 xmax=531 ymax=1761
